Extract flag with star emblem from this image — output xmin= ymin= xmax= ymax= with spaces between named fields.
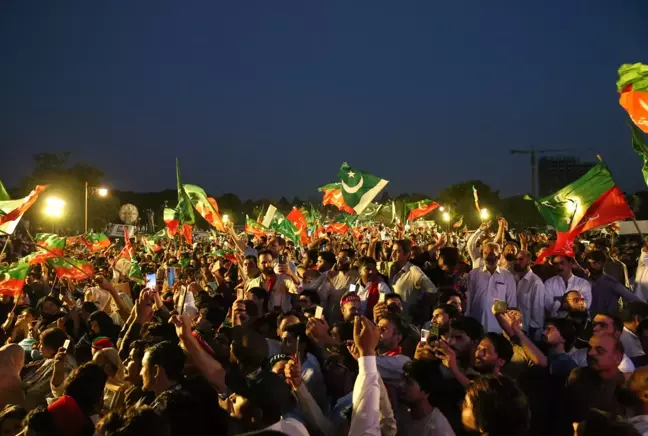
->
xmin=318 ymin=183 xmax=355 ymax=214
xmin=337 ymin=163 xmax=388 ymax=215
xmin=529 ymin=161 xmax=633 ymax=261
xmin=617 ymin=63 xmax=648 ymax=134
xmin=406 ymin=200 xmax=440 ymax=222
xmin=286 ymin=208 xmax=308 ymax=244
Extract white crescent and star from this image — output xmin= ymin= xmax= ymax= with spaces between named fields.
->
xmin=0 ymin=272 xmax=10 ymax=288
xmin=342 ymin=176 xmax=364 ymax=194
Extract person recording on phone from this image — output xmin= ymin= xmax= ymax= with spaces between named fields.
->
xmin=245 ymin=249 xmax=298 ymax=313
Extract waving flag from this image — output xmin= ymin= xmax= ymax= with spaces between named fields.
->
xmin=84 ymin=232 xmax=111 ymax=252
xmin=0 ymin=258 xmax=31 ymax=296
xmin=617 ymin=63 xmax=648 ymax=133
xmin=0 ymin=180 xmax=10 ymax=202
xmin=630 ymin=122 xmax=648 ymax=187
xmin=338 ymin=163 xmax=388 ymax=215
xmin=0 ymin=185 xmax=47 ymax=235
xmin=245 ymin=215 xmax=267 ymax=238
xmin=175 ymin=159 xmax=195 ymax=225
xmin=286 ymin=208 xmax=309 ymax=244
xmin=406 ymin=200 xmax=440 ymax=222
xmin=318 ymin=183 xmax=355 ymax=214
xmin=529 ymin=162 xmax=633 ymax=261
xmin=453 ymin=216 xmax=464 ymax=228
xmin=164 ymin=208 xmax=179 ymax=236
xmin=325 ymin=213 xmax=356 ymax=234
xmin=184 ymin=184 xmax=225 ymax=232
xmin=49 ymin=257 xmax=94 ymax=281
xmin=31 ymin=233 xmax=66 ymax=263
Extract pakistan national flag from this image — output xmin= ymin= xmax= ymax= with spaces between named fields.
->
xmin=271 ymin=210 xmax=301 ymax=244
xmin=529 ymin=162 xmax=633 ymax=260
xmin=338 ymin=163 xmax=388 ymax=215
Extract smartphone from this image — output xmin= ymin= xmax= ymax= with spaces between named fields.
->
xmin=421 ymin=329 xmax=430 ymax=342
xmin=278 ymin=254 xmax=286 ymax=265
xmin=237 ymin=287 xmax=244 ymax=301
xmin=379 ymin=292 xmax=386 ymax=303
xmin=315 ymin=306 xmax=324 ymax=320
xmin=494 ymin=299 xmax=508 ymax=315
xmin=349 ymin=284 xmax=357 ymax=294
xmin=429 ymin=323 xmax=440 ymax=340
xmin=167 ymin=267 xmax=176 ymax=286
xmin=62 ymin=339 xmax=70 ymax=352
xmin=146 ymin=273 xmax=156 ymax=289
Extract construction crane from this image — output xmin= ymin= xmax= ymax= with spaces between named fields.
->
xmin=510 ymin=148 xmax=594 ymax=198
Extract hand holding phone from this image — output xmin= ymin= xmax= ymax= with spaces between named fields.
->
xmin=493 ymin=299 xmax=508 ymax=315
xmin=315 ymin=306 xmax=324 ymax=320
xmin=379 ymin=293 xmax=386 ymax=303
xmin=62 ymin=339 xmax=70 ymax=352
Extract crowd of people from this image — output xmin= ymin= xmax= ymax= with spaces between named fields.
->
xmin=1 ymin=216 xmax=648 ymax=435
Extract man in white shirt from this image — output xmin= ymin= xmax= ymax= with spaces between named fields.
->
xmin=513 ymin=250 xmax=547 ymax=340
xmin=466 ymin=242 xmax=517 ymax=333
xmin=544 ymin=255 xmax=591 ymax=316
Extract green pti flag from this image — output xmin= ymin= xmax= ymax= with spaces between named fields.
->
xmin=0 ymin=258 xmax=30 ymax=296
xmin=270 ymin=210 xmax=300 ymax=244
xmin=175 ymin=159 xmax=195 ymax=225
xmin=183 ymin=184 xmax=225 ymax=232
xmin=0 ymin=180 xmax=10 ymax=202
xmin=33 ymin=233 xmax=66 ymax=261
xmin=338 ymin=163 xmax=388 ymax=215
xmin=84 ymin=232 xmax=111 ymax=251
xmin=245 ymin=215 xmax=267 ymax=238
xmin=164 ymin=207 xmax=179 ymax=236
xmin=406 ymin=199 xmax=440 ymax=222
xmin=48 ymin=257 xmax=94 ymax=281
xmin=630 ymin=122 xmax=648 ymax=187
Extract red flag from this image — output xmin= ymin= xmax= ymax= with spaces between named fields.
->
xmin=119 ymin=227 xmax=135 ymax=260
xmin=286 ymin=208 xmax=308 ymax=244
xmin=182 ymin=224 xmax=193 ymax=245
xmin=324 ymin=223 xmax=349 ymax=234
xmin=319 ymin=184 xmax=356 ymax=215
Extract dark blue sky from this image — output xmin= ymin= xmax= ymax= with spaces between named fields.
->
xmin=2 ymin=1 xmax=647 ymax=200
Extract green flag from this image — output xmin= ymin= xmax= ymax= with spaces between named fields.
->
xmin=0 ymin=180 xmax=9 ymax=202
xmin=176 ymin=158 xmax=195 ymax=225
xmin=630 ymin=122 xmax=648 ymax=187
xmin=269 ymin=210 xmax=300 ymax=244
xmin=0 ymin=259 xmax=31 ymax=296
xmin=338 ymin=163 xmax=388 ymax=215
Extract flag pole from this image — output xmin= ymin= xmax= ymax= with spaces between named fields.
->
xmin=596 ymin=154 xmax=647 ymax=244
xmin=0 ymin=235 xmax=11 ymax=259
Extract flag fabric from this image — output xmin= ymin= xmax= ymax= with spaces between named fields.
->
xmin=245 ymin=215 xmax=267 ymax=238
xmin=617 ymin=63 xmax=648 ymax=134
xmin=453 ymin=215 xmax=464 ymax=228
xmin=286 ymin=208 xmax=309 ymax=244
xmin=406 ymin=200 xmax=440 ymax=222
xmin=33 ymin=233 xmax=66 ymax=262
xmin=84 ymin=232 xmax=111 ymax=252
xmin=338 ymin=163 xmax=388 ymax=215
xmin=0 ymin=180 xmax=10 ymax=202
xmin=0 ymin=185 xmax=47 ymax=235
xmin=530 ymin=162 xmax=634 ymax=261
xmin=630 ymin=122 xmax=648 ymax=187
xmin=0 ymin=259 xmax=31 ymax=296
xmin=269 ymin=210 xmax=300 ymax=244
xmin=175 ymin=159 xmax=195 ymax=225
xmin=163 ymin=208 xmax=179 ymax=236
xmin=212 ymin=249 xmax=238 ymax=263
xmin=49 ymin=257 xmax=94 ymax=281
xmin=325 ymin=213 xmax=356 ymax=234
xmin=262 ymin=205 xmax=278 ymax=228
xmin=182 ymin=224 xmax=193 ymax=245
xmin=142 ymin=229 xmax=166 ymax=253
xmin=472 ymin=185 xmax=481 ymax=214
xmin=391 ymin=200 xmax=397 ymax=223
xmin=318 ymin=183 xmax=355 ymax=214
xmin=307 ymin=204 xmax=321 ymax=232
xmin=183 ymin=184 xmax=226 ymax=232
xmin=119 ymin=227 xmax=135 ymax=260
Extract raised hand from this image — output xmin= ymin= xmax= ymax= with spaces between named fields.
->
xmin=353 ymin=316 xmax=380 ymax=357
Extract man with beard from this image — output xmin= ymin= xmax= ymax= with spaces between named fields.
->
xmin=422 ymin=303 xmax=460 ymax=336
xmin=340 ymin=291 xmax=361 ymax=322
xmin=245 ymin=249 xmax=298 ymax=313
xmin=375 ymin=312 xmax=411 ymax=384
xmin=514 ymin=250 xmax=547 ymax=340
xmin=586 ymin=250 xmax=640 ymax=315
xmin=499 ymin=241 xmax=519 ymax=274
xmin=545 ymin=255 xmax=591 ymax=316
xmin=327 ymin=248 xmax=361 ymax=324
xmin=267 ymin=236 xmax=300 ymax=282
xmin=563 ymin=334 xmax=626 ymax=426
xmin=466 ymin=242 xmax=517 ymax=333
xmin=559 ymin=290 xmax=592 ymax=349
xmin=355 ymin=256 xmax=390 ymax=317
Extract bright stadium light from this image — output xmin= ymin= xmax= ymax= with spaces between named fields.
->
xmin=223 ymin=214 xmax=230 ymax=223
xmin=439 ymin=206 xmax=445 ymax=212
xmin=480 ymin=208 xmax=489 ymax=220
xmin=97 ymin=188 xmax=109 ymax=197
xmin=44 ymin=197 xmax=65 ymax=217
xmin=442 ymin=212 xmax=450 ymax=222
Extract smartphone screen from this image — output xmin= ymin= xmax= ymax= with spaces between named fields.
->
xmin=278 ymin=254 xmax=286 ymax=265
xmin=349 ymin=284 xmax=357 ymax=294
xmin=379 ymin=292 xmax=386 ymax=303
xmin=315 ymin=306 xmax=324 ymax=319
xmin=167 ymin=268 xmax=176 ymax=286
xmin=421 ymin=329 xmax=430 ymax=342
xmin=62 ymin=339 xmax=70 ymax=352
xmin=146 ymin=273 xmax=156 ymax=289
xmin=429 ymin=323 xmax=440 ymax=340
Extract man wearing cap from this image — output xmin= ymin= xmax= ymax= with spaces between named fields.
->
xmin=246 ymin=249 xmax=298 ymax=313
xmin=340 ymin=292 xmax=361 ymax=322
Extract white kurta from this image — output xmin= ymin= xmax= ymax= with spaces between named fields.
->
xmin=466 ymin=266 xmax=517 ymax=333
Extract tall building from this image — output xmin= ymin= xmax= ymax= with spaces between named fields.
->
xmin=538 ymin=156 xmax=596 ymax=197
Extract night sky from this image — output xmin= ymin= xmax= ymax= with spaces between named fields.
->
xmin=2 ymin=1 xmax=647 ymax=200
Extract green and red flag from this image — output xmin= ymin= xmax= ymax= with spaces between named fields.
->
xmin=325 ymin=213 xmax=356 ymax=234
xmin=142 ymin=229 xmax=166 ymax=254
xmin=32 ymin=233 xmax=66 ymax=262
xmin=164 ymin=208 xmax=179 ymax=236
xmin=629 ymin=122 xmax=648 ymax=187
xmin=0 ymin=258 xmax=31 ymax=296
xmin=84 ymin=232 xmax=111 ymax=252
xmin=286 ymin=207 xmax=308 ymax=244
xmin=0 ymin=185 xmax=47 ymax=235
xmin=318 ymin=183 xmax=355 ymax=214
xmin=182 ymin=224 xmax=193 ymax=245
xmin=472 ymin=185 xmax=481 ymax=214
xmin=175 ymin=159 xmax=195 ymax=226
xmin=617 ymin=63 xmax=648 ymax=134
xmin=406 ymin=200 xmax=440 ymax=222
xmin=269 ymin=210 xmax=300 ymax=244
xmin=245 ymin=215 xmax=267 ymax=238
xmin=337 ymin=163 xmax=389 ymax=215
xmin=119 ymin=227 xmax=135 ymax=260
xmin=213 ymin=249 xmax=238 ymax=263
xmin=49 ymin=257 xmax=94 ymax=281
xmin=529 ymin=162 xmax=634 ymax=261
xmin=453 ymin=215 xmax=464 ymax=228
xmin=184 ymin=184 xmax=226 ymax=232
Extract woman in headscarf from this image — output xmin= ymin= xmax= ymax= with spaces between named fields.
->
xmin=0 ymin=344 xmax=25 ymax=409
xmin=74 ymin=311 xmax=120 ymax=364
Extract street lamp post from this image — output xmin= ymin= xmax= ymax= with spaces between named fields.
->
xmin=85 ymin=182 xmax=109 ymax=233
